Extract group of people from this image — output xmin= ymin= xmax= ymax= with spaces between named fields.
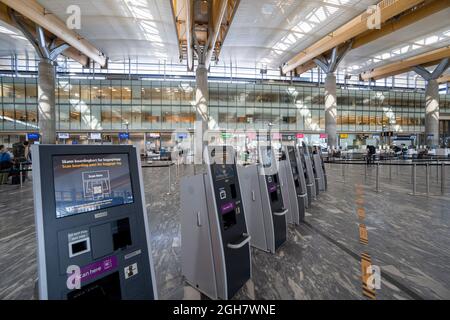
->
xmin=0 ymin=141 xmax=31 ymax=185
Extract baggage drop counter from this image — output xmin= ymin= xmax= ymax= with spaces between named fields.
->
xmin=32 ymin=145 xmax=157 ymax=300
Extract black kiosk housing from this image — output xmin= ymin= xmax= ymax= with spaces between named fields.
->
xmin=32 ymin=145 xmax=157 ymax=300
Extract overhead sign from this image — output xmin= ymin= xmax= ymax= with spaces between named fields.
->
xmin=221 ymin=133 xmax=233 ymax=139
xmin=340 ymin=134 xmax=349 ymax=139
xmin=148 ymin=133 xmax=160 ymax=138
xmin=27 ymin=133 xmax=40 ymax=140
xmin=119 ymin=132 xmax=130 ymax=139
xmin=89 ymin=133 xmax=102 ymax=140
xmin=177 ymin=133 xmax=188 ymax=139
xmin=319 ymin=133 xmax=328 ymax=139
xmin=296 ymin=133 xmax=305 ymax=139
xmin=58 ymin=133 xmax=70 ymax=139
xmin=272 ymin=133 xmax=282 ymax=140
xmin=282 ymin=134 xmax=296 ymax=141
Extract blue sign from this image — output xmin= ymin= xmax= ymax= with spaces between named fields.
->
xmin=177 ymin=133 xmax=188 ymax=139
xmin=27 ymin=133 xmax=40 ymax=140
xmin=119 ymin=132 xmax=130 ymax=139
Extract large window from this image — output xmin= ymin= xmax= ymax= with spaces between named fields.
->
xmin=0 ymin=77 xmax=445 ymax=133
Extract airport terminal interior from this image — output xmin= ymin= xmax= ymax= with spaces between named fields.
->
xmin=0 ymin=0 xmax=449 ymax=301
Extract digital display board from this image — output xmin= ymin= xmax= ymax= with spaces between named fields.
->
xmin=27 ymin=133 xmax=40 ymax=140
xmin=58 ymin=133 xmax=70 ymax=139
xmin=53 ymin=153 xmax=134 ymax=218
xmin=90 ymin=133 xmax=102 ymax=140
xmin=118 ymin=132 xmax=129 ymax=139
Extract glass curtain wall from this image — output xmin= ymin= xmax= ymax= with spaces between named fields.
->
xmin=1 ymin=77 xmax=448 ymax=133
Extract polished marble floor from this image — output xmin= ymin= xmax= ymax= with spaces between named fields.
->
xmin=0 ymin=162 xmax=449 ymax=300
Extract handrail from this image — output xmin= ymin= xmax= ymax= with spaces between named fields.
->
xmin=325 ymin=160 xmax=450 ymax=166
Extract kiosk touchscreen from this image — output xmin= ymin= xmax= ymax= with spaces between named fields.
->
xmin=286 ymin=145 xmax=308 ymax=223
xmin=298 ymin=144 xmax=316 ymax=206
xmin=181 ymin=146 xmax=251 ymax=300
xmin=32 ymin=145 xmax=157 ymax=300
xmin=238 ymin=146 xmax=288 ymax=253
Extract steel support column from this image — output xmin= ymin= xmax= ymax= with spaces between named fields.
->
xmin=324 ymin=73 xmax=337 ymax=149
xmin=413 ymin=58 xmax=450 ymax=148
xmin=313 ymin=43 xmax=351 ymax=150
xmin=194 ymin=63 xmax=209 ymax=164
xmin=38 ymin=59 xmax=56 ymax=144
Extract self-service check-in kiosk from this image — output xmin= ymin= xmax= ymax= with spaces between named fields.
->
xmin=318 ymin=152 xmax=328 ymax=190
xmin=237 ymin=146 xmax=288 ymax=252
xmin=285 ymin=145 xmax=308 ymax=223
xmin=181 ymin=146 xmax=251 ymax=300
xmin=313 ymin=154 xmax=326 ymax=192
xmin=298 ymin=145 xmax=316 ymax=206
xmin=32 ymin=145 xmax=157 ymax=300
xmin=278 ymin=150 xmax=298 ymax=226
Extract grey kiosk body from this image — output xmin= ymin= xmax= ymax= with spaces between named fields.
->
xmin=285 ymin=145 xmax=308 ymax=223
xmin=317 ymin=152 xmax=328 ymax=190
xmin=181 ymin=146 xmax=251 ymax=300
xmin=32 ymin=145 xmax=158 ymax=300
xmin=313 ymin=154 xmax=326 ymax=192
xmin=238 ymin=146 xmax=288 ymax=252
xmin=278 ymin=150 xmax=298 ymax=226
xmin=298 ymin=145 xmax=316 ymax=206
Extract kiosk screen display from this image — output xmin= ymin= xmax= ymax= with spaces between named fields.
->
xmin=261 ymin=147 xmax=273 ymax=168
xmin=53 ymin=153 xmax=134 ymax=218
xmin=214 ymin=165 xmax=235 ymax=181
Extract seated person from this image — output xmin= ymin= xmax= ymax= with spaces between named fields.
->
xmin=0 ymin=145 xmax=13 ymax=184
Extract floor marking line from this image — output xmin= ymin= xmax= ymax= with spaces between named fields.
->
xmin=302 ymin=221 xmax=424 ymax=300
xmin=361 ymin=253 xmax=376 ymax=300
xmin=355 ymin=184 xmax=377 ymax=300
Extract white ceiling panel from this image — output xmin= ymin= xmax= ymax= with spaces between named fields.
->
xmin=0 ymin=0 xmax=447 ymax=77
xmin=37 ymin=0 xmax=179 ymax=60
xmin=341 ymin=8 xmax=450 ymax=74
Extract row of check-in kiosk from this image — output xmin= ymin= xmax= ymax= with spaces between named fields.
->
xmin=180 ymin=144 xmax=327 ymax=300
xmin=30 ymin=143 xmax=326 ymax=300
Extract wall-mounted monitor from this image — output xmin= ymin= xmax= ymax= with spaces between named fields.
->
xmin=118 ymin=132 xmax=129 ymax=140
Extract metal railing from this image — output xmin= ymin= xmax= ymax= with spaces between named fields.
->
xmin=325 ymin=159 xmax=449 ymax=196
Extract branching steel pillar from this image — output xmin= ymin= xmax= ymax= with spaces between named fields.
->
xmin=314 ymin=42 xmax=352 ymax=150
xmin=10 ymin=10 xmax=69 ymax=144
xmin=413 ymin=58 xmax=449 ymax=148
